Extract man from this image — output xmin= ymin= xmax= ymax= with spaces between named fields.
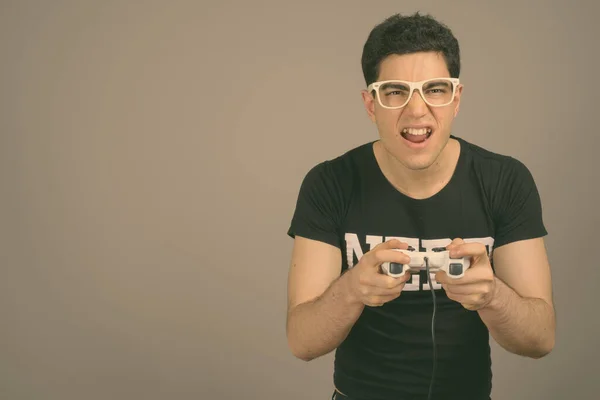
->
xmin=285 ymin=12 xmax=555 ymax=400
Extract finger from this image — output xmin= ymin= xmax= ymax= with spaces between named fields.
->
xmin=448 ymin=242 xmax=488 ymax=260
xmin=371 ymin=248 xmax=411 ymax=266
xmin=355 ymin=282 xmax=400 ymax=302
xmin=359 ymin=283 xmax=402 ymax=298
xmin=367 ymin=291 xmax=403 ymax=306
xmin=443 ymin=287 xmax=488 ymax=303
xmin=446 ymin=238 xmax=465 ymax=250
xmin=375 ymin=239 xmax=410 ymax=251
xmin=442 ymin=282 xmax=489 ymax=295
xmin=363 ymin=241 xmax=409 ymax=267
xmin=381 ymin=291 xmax=402 ymax=302
xmin=445 ymin=291 xmax=486 ymax=309
xmin=436 ymin=267 xmax=491 ymax=285
xmin=368 ymin=272 xmax=411 ymax=291
xmin=435 ymin=269 xmax=470 ymax=285
xmin=444 ymin=290 xmax=471 ymax=303
xmin=435 ymin=270 xmax=448 ymax=284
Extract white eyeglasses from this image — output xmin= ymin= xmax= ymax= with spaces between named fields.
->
xmin=367 ymin=77 xmax=460 ymax=109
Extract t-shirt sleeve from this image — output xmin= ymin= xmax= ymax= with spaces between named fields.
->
xmin=493 ymin=158 xmax=548 ymax=248
xmin=287 ymin=161 xmax=347 ymax=249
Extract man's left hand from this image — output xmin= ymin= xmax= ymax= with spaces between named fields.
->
xmin=435 ymin=238 xmax=496 ymax=311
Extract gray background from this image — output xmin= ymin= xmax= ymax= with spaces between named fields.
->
xmin=1 ymin=0 xmax=598 ymax=399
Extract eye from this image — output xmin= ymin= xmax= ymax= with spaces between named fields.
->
xmin=423 ymin=80 xmax=453 ymax=95
xmin=381 ymin=83 xmax=410 ymax=97
xmin=425 ymin=87 xmax=449 ymax=95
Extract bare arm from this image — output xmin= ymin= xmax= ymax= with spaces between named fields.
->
xmin=438 ymin=237 xmax=555 ymax=359
xmin=477 ymin=237 xmax=556 ymax=358
xmin=286 ymin=236 xmax=410 ymax=361
xmin=286 ymin=236 xmax=363 ymax=361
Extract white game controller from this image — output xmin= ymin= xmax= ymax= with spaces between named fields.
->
xmin=381 ymin=247 xmax=470 ymax=279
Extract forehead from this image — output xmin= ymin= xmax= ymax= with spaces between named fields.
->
xmin=376 ymin=52 xmax=450 ymax=82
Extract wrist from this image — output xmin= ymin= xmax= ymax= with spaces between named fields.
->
xmin=481 ymin=277 xmax=505 ymax=312
xmin=337 ymin=269 xmax=364 ymax=308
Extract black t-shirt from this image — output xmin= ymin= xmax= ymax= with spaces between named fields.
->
xmin=287 ymin=136 xmax=547 ymax=400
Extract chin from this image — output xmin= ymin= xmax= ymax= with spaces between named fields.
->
xmin=381 ymin=138 xmax=439 ymax=170
xmin=384 ymin=129 xmax=451 ymax=170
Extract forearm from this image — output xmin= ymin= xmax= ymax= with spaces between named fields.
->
xmin=478 ymin=277 xmax=555 ymax=358
xmin=286 ymin=272 xmax=365 ymax=361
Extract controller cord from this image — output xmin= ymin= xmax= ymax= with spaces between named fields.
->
xmin=425 ymin=256 xmax=437 ymax=400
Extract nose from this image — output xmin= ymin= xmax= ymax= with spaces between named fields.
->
xmin=405 ymin=89 xmax=428 ymax=117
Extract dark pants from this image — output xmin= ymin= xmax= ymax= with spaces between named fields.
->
xmin=330 ymin=389 xmax=491 ymax=400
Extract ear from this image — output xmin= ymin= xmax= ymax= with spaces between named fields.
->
xmin=361 ymin=89 xmax=377 ymax=123
xmin=453 ymin=84 xmax=464 ymax=117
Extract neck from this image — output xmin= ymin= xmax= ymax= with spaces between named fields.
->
xmin=374 ymin=138 xmax=460 ymax=200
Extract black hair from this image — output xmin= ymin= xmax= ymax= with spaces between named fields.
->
xmin=361 ymin=12 xmax=461 ymax=86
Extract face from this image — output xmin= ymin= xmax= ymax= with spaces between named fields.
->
xmin=361 ymin=52 xmax=463 ymax=171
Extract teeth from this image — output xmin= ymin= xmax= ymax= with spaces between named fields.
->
xmin=402 ymin=128 xmax=432 ymax=136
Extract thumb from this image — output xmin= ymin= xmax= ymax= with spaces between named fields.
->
xmin=446 ymin=238 xmax=465 ymax=250
xmin=364 ymin=239 xmax=409 ymax=266
xmin=378 ymin=239 xmax=410 ymax=250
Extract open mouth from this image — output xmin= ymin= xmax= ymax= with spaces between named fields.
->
xmin=400 ymin=127 xmax=432 ymax=144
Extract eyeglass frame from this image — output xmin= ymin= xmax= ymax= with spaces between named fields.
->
xmin=366 ymin=77 xmax=461 ymax=109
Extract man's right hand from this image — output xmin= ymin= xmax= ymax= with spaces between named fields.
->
xmin=344 ymin=239 xmax=413 ymax=307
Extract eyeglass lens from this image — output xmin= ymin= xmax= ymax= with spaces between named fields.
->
xmin=378 ymin=79 xmax=455 ymax=107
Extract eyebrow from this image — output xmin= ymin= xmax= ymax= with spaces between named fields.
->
xmin=381 ymin=83 xmax=409 ymax=90
xmin=423 ymin=81 xmax=451 ymax=88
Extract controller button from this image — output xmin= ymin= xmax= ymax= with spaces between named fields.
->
xmin=449 ymin=263 xmax=463 ymax=275
xmin=432 ymin=247 xmax=446 ymax=252
xmin=389 ymin=263 xmax=404 ymax=275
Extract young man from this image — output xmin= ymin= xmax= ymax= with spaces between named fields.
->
xmin=285 ymin=12 xmax=555 ymax=400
